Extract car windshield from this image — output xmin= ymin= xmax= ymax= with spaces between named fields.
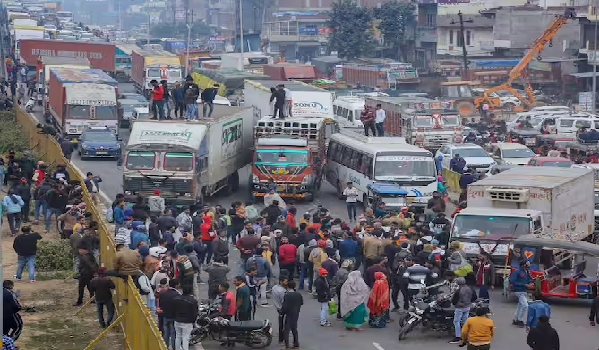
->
xmin=126 ymin=151 xmax=155 ymax=169
xmin=164 ymin=152 xmax=193 ymax=171
xmin=502 ymin=148 xmax=535 ymax=158
xmin=374 ymin=155 xmax=436 ymax=180
xmin=454 ymin=148 xmax=487 ymax=158
xmin=452 ymin=215 xmax=530 ymax=240
xmin=541 ymin=161 xmax=571 ymax=167
xmin=254 ymin=150 xmax=308 ymax=165
xmin=413 ymin=116 xmax=433 ymax=128
xmin=82 ymin=131 xmax=116 ymax=142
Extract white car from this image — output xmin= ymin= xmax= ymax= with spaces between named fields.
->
xmin=489 ymin=143 xmax=536 ymax=165
xmin=436 ymin=143 xmax=496 ymax=173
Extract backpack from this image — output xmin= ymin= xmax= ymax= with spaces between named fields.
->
xmin=105 ymin=207 xmax=114 ymax=223
xmin=134 ymin=272 xmax=150 ymax=295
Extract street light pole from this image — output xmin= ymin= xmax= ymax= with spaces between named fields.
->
xmin=593 ymin=2 xmax=598 ymax=114
xmin=239 ymin=0 xmax=244 ymax=71
xmin=185 ymin=22 xmax=192 ymax=77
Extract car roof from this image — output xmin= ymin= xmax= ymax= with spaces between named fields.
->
xmin=491 ymin=143 xmax=529 ymax=149
xmin=535 ymin=157 xmax=570 ymax=161
xmin=447 ymin=143 xmax=483 ymax=149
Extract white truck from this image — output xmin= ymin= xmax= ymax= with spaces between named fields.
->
xmin=123 ymin=106 xmax=256 ymax=205
xmin=451 ymin=166 xmax=595 ymax=273
xmin=244 ymin=80 xmax=334 ymax=119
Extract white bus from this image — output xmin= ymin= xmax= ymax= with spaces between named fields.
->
xmin=333 ymin=96 xmax=364 ymax=128
xmin=325 ymin=129 xmax=437 ymax=209
xmin=56 ymin=11 xmax=74 ymax=22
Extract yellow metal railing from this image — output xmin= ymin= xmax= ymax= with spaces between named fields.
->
xmin=442 ymin=168 xmax=461 ymax=193
xmin=15 ymin=108 xmax=167 ymax=350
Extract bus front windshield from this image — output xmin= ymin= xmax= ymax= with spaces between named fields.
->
xmin=374 ymin=155 xmax=436 ymax=180
xmin=452 ymin=215 xmax=530 ymax=240
xmin=254 ymin=149 xmax=309 ymax=165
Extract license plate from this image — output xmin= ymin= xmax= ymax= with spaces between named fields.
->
xmin=276 ymin=184 xmax=286 ymax=192
xmin=407 ymin=198 xmax=414 ymax=203
xmin=96 ymin=152 xmax=107 ymax=155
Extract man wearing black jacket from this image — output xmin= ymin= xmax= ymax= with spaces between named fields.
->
xmin=201 ymin=83 xmax=218 ymax=118
xmin=183 ymin=76 xmax=200 ymax=120
xmin=281 ymin=280 xmax=303 ymax=348
xmin=74 ymin=244 xmax=98 ymax=306
xmin=158 ymin=279 xmax=181 ymax=349
xmin=3 ymin=280 xmax=22 ymax=340
xmin=89 ymin=267 xmax=116 ymax=328
xmin=270 ymin=86 xmax=285 ymax=119
xmin=13 ymin=226 xmax=42 ymax=282
xmin=45 ymin=185 xmax=68 ymax=233
xmin=13 ymin=178 xmax=31 ymax=222
xmin=314 ymin=268 xmax=332 ymax=326
xmin=527 ymin=315 xmax=560 ymax=350
xmin=172 ymin=285 xmax=199 ymax=349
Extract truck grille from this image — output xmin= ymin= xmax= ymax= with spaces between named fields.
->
xmin=125 ymin=178 xmax=192 ymax=196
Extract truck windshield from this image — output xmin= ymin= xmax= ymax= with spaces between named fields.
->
xmin=164 ymin=152 xmax=193 ymax=171
xmin=96 ymin=106 xmax=116 ymax=119
xmin=374 ymin=155 xmax=436 ymax=180
xmin=413 ymin=116 xmax=433 ymax=128
xmin=167 ymin=69 xmax=181 ymax=79
xmin=254 ymin=150 xmax=308 ymax=165
xmin=126 ymin=151 xmax=155 ymax=169
xmin=452 ymin=215 xmax=530 ymax=240
xmin=69 ymin=105 xmax=91 ymax=119
xmin=147 ymin=68 xmax=162 ymax=79
xmin=441 ymin=116 xmax=460 ymax=126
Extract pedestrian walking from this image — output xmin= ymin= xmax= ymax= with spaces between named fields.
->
xmin=460 ymin=307 xmax=494 ymax=350
xmin=13 ymin=226 xmax=41 ymax=283
xmin=3 ymin=280 xmax=23 ymax=341
xmin=511 ymin=260 xmax=533 ymax=328
xmin=281 ymin=280 xmax=303 ymax=348
xmin=272 ymin=276 xmax=289 ymax=345
xmin=475 ymin=253 xmax=495 ymax=300
xmin=367 ymin=272 xmax=389 ymax=328
xmin=314 ymin=268 xmax=332 ymax=327
xmin=74 ymin=244 xmax=98 ymax=306
xmin=527 ymin=315 xmax=560 ymax=350
xmin=340 ymin=270 xmax=369 ymax=331
xmin=234 ymin=275 xmax=252 ymax=321
xmin=4 ymin=189 xmax=24 ymax=236
xmin=172 ymin=285 xmax=198 ymax=350
xmin=526 ymin=293 xmax=551 ymax=332
xmin=450 ymin=277 xmax=477 ymax=344
xmin=158 ymin=279 xmax=181 ymax=349
xmin=89 ymin=267 xmax=116 ymax=328
xmin=374 ymin=104 xmax=386 ymax=136
xmin=245 ymin=248 xmax=271 ymax=306
xmin=205 ymin=257 xmax=230 ymax=299
xmin=342 ymin=182 xmax=359 ymax=222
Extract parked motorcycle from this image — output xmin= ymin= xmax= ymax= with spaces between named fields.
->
xmin=190 ymin=302 xmax=273 ymax=348
xmin=398 ymin=282 xmax=490 ymax=341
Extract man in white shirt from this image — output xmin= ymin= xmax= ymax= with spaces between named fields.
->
xmin=342 ymin=182 xmax=359 ymax=222
xmin=375 ymin=104 xmax=386 ymax=136
xmin=279 ymin=84 xmax=293 ymax=118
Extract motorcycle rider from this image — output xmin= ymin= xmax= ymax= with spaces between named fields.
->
xmin=449 ymin=277 xmax=478 ymax=344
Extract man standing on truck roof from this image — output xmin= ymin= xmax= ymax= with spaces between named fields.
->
xmin=278 ymin=84 xmax=292 ymax=118
xmin=150 ymin=79 xmax=165 ymax=120
xmin=375 ymin=104 xmax=386 ymax=137
xmin=183 ymin=76 xmax=200 ymax=121
xmin=201 ymin=83 xmax=219 ymax=118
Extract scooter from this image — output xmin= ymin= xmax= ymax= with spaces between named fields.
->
xmin=25 ymin=97 xmax=35 ymax=112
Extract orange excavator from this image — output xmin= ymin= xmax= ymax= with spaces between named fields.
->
xmin=474 ymin=7 xmax=577 ymax=111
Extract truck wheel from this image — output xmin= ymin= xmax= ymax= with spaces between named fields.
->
xmin=229 ymin=171 xmax=240 ymax=192
xmin=304 ymin=193 xmax=314 ymax=202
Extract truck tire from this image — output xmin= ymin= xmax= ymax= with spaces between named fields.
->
xmin=229 ymin=171 xmax=240 ymax=192
xmin=248 ymin=175 xmax=256 ymax=201
xmin=304 ymin=193 xmax=314 ymax=202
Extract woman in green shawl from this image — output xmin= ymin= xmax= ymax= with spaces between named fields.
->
xmin=340 ymin=270 xmax=369 ymax=331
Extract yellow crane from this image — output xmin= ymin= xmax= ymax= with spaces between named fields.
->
xmin=474 ymin=8 xmax=576 ymax=111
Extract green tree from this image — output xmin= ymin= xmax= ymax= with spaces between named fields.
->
xmin=150 ymin=22 xmax=210 ymax=39
xmin=326 ymin=0 xmax=374 ymax=59
xmin=375 ymin=1 xmax=416 ymax=61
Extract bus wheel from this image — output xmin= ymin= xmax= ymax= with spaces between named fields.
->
xmin=336 ymin=181 xmax=344 ymax=200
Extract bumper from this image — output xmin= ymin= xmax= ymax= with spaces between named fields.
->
xmin=80 ymin=148 xmax=121 ymax=158
xmin=252 ymin=183 xmax=314 ymax=198
xmin=124 ymin=193 xmax=195 ymax=206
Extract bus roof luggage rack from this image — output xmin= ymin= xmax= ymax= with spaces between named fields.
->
xmin=255 ymin=118 xmax=324 ymax=140
xmin=338 ymin=127 xmax=407 ymax=144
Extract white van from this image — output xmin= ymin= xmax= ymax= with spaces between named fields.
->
xmin=555 ymin=114 xmax=599 ymax=133
xmin=333 ymin=96 xmax=364 ymax=127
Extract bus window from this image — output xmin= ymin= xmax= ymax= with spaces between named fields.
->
xmin=348 ymin=110 xmax=353 ymax=121
xmin=340 ymin=146 xmax=352 ymax=166
xmin=357 ymin=153 xmax=365 ymax=174
xmin=328 ymin=142 xmax=337 ymax=158
xmin=333 ymin=105 xmax=339 ymax=115
xmin=365 ymin=156 xmax=374 ymax=178
xmin=349 ymin=149 xmax=359 ymax=169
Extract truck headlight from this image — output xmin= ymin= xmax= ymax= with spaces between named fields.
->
xmin=301 ymin=174 xmax=313 ymax=185
xmin=252 ymin=174 xmax=259 ymax=183
xmin=125 ymin=191 xmax=132 ymax=195
xmin=184 ymin=193 xmax=192 ymax=197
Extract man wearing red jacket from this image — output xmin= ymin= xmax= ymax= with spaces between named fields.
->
xmin=150 ymin=79 xmax=165 ymax=120
xmin=200 ymin=216 xmax=215 ymax=264
xmin=278 ymin=237 xmax=297 ymax=279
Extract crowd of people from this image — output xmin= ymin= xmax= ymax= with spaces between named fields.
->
xmin=147 ymin=76 xmax=219 ymax=121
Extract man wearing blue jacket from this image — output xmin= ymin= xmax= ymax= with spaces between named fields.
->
xmin=510 ymin=260 xmax=533 ymax=327
xmin=526 ymin=293 xmax=551 ymax=332
xmin=245 ymin=248 xmax=272 ymax=307
xmin=130 ymin=223 xmax=149 ymax=250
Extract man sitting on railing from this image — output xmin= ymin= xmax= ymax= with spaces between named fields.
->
xmin=105 ymin=236 xmax=143 ymax=281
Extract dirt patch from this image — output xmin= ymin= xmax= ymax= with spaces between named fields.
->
xmin=3 ymin=219 xmax=124 ymax=349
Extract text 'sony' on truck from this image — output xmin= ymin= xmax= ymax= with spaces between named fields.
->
xmin=365 ymin=96 xmax=463 ymax=151
xmin=451 ymin=166 xmax=594 ymax=277
xmin=251 ymin=118 xmax=327 ymax=202
xmin=123 ymin=107 xmax=255 ymax=205
xmin=47 ymin=68 xmax=119 ymax=140
xmin=130 ymin=49 xmax=181 ymax=99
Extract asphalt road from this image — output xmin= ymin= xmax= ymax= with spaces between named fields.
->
xmin=28 ymin=82 xmax=599 ymax=350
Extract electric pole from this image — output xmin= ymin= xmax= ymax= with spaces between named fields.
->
xmin=451 ymin=11 xmax=473 ymax=74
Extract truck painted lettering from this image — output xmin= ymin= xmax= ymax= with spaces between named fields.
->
xmin=31 ymin=49 xmax=102 ymax=59
xmin=468 ymin=190 xmax=484 ymax=199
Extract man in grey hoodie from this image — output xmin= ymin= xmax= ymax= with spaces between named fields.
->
xmin=450 ymin=277 xmax=477 ymax=344
xmin=148 ymin=189 xmax=166 ymax=217
xmin=184 ymin=245 xmax=201 ymax=301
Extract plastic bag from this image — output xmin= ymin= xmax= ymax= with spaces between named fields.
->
xmin=328 ymin=300 xmax=338 ymax=315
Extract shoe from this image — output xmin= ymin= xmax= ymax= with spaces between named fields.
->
xmin=13 ymin=275 xmax=20 ymax=280
xmin=73 ymin=302 xmax=83 ymax=306
xmin=100 ymin=323 xmax=106 ymax=328
xmin=260 ymin=303 xmax=270 ymax=307
xmin=516 ymin=321 xmax=525 ymax=327
xmin=391 ymin=307 xmax=400 ymax=312
xmin=449 ymin=337 xmax=461 ymax=344
xmin=29 ymin=280 xmax=35 ymax=283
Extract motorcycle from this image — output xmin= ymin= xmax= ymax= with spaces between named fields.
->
xmin=25 ymin=97 xmax=35 ymax=112
xmin=190 ymin=302 xmax=273 ymax=349
xmin=398 ymin=281 xmax=490 ymax=341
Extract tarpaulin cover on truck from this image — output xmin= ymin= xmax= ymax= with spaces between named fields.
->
xmin=50 ymin=68 xmax=118 ymax=86
xmin=192 ymin=67 xmax=270 ymax=91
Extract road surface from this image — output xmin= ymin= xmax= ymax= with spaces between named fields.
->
xmin=28 ymin=83 xmax=598 ymax=350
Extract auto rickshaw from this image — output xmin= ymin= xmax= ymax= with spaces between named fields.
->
xmin=535 ymin=134 xmax=575 ymax=155
xmin=508 ymin=236 xmax=599 ymax=300
xmin=366 ymin=183 xmax=408 ymax=214
xmin=566 ymin=141 xmax=599 ymax=163
xmin=507 ymin=128 xmax=540 ymax=149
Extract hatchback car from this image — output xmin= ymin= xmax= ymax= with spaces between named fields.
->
xmin=436 ymin=143 xmax=496 ymax=173
xmin=118 ymin=99 xmax=148 ymax=128
xmin=527 ymin=156 xmax=572 ymax=168
xmin=489 ymin=143 xmax=536 ymax=165
xmin=78 ymin=127 xmax=121 ymax=160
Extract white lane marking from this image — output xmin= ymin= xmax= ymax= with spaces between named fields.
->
xmin=373 ymin=342 xmax=385 ymax=350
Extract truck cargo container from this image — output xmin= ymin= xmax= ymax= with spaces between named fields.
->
xmin=18 ymin=39 xmax=116 ymax=71
xmin=130 ymin=49 xmax=181 ymax=98
xmin=36 ymin=57 xmax=90 ymax=106
xmin=244 ymin=80 xmax=334 ymax=119
xmin=452 ymin=166 xmax=595 ymax=275
xmin=262 ymin=63 xmax=316 ymax=81
xmin=47 ymin=68 xmax=119 ymax=139
xmin=123 ymin=107 xmax=256 ymax=204
xmin=342 ymin=62 xmax=419 ymax=89
xmin=114 ymin=43 xmax=138 ymax=82
xmin=250 ymin=117 xmax=326 ymax=202
xmin=13 ymin=25 xmax=44 ymax=59
xmin=163 ymin=40 xmax=186 ymax=54
xmin=364 ymin=96 xmax=462 ymax=150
